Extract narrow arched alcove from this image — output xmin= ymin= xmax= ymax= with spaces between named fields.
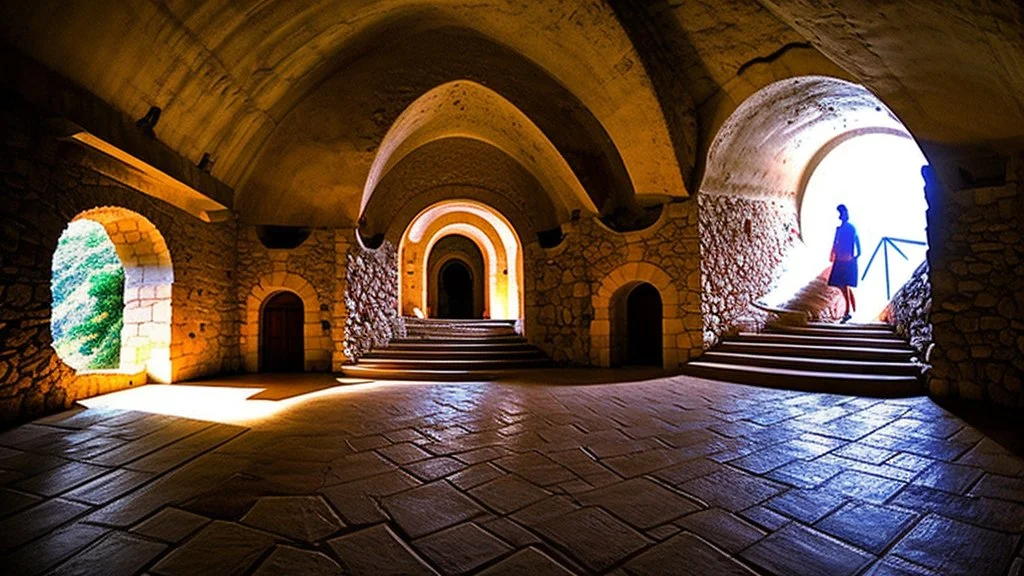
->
xmin=260 ymin=291 xmax=304 ymax=372
xmin=437 ymin=260 xmax=476 ymax=319
xmin=625 ymin=283 xmax=664 ymax=367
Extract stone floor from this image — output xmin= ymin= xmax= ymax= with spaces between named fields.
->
xmin=1 ymin=370 xmax=1022 ymax=576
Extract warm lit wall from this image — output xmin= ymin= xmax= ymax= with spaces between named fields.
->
xmin=0 ymin=98 xmax=238 ymax=425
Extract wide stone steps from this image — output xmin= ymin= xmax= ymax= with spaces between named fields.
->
xmin=342 ymin=318 xmax=550 ymax=380
xmin=685 ymin=322 xmax=923 ymax=396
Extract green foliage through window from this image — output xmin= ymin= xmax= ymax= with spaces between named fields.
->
xmin=51 ymin=220 xmax=125 ymax=370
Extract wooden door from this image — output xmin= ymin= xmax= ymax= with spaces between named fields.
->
xmin=260 ymin=291 xmax=304 ymax=372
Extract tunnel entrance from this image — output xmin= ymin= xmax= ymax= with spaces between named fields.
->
xmin=260 ymin=291 xmax=304 ymax=372
xmin=624 ymin=283 xmax=663 ymax=367
xmin=437 ymin=260 xmax=477 ymax=319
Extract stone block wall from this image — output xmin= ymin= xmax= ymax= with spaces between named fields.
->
xmin=524 ymin=202 xmax=703 ymax=368
xmin=236 ymin=228 xmax=336 ymax=372
xmin=926 ymin=165 xmax=1023 ymax=408
xmin=344 ymin=240 xmax=399 ymax=361
xmin=0 ymin=101 xmax=238 ymax=425
xmin=883 ymin=261 xmax=933 ymax=364
xmin=699 ymin=193 xmax=796 ymax=345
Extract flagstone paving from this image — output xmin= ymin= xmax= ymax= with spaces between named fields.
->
xmin=0 ymin=371 xmax=1022 ymax=575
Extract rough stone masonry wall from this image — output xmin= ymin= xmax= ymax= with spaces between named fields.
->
xmin=236 ymin=227 xmax=336 ymax=371
xmin=699 ymin=193 xmax=796 ymax=346
xmin=344 ymin=240 xmax=399 ymax=361
xmin=524 ymin=202 xmax=703 ymax=366
xmin=883 ymin=261 xmax=933 ymax=365
xmin=0 ymin=102 xmax=238 ymax=425
xmin=927 ymin=163 xmax=1023 ymax=408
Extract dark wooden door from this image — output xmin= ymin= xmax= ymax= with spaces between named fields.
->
xmin=260 ymin=291 xmax=304 ymax=372
xmin=626 ymin=283 xmax=662 ymax=367
xmin=438 ymin=261 xmax=475 ymax=319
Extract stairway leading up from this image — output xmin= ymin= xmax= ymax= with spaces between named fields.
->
xmin=342 ymin=318 xmax=551 ymax=380
xmin=684 ymin=321 xmax=924 ymax=396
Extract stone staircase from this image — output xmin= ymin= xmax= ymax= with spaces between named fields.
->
xmin=684 ymin=321 xmax=924 ymax=396
xmin=342 ymin=318 xmax=551 ymax=380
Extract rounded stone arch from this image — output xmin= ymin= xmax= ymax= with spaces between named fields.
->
xmin=62 ymin=206 xmax=175 ymax=382
xmin=242 ymin=272 xmax=329 ymax=372
xmin=590 ymin=262 xmax=681 ymax=369
xmin=427 ymin=244 xmax=486 ymax=319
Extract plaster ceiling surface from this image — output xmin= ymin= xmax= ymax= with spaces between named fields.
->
xmin=702 ymin=76 xmax=908 ymax=200
xmin=755 ymin=0 xmax=1024 ymax=145
xmin=0 ymin=0 xmax=686 ymax=226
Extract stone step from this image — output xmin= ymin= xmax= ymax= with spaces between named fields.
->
xmin=340 ymin=365 xmax=527 ymax=381
xmin=353 ymin=357 xmax=552 ymax=371
xmin=700 ymin=351 xmax=920 ymax=376
xmin=387 ymin=339 xmax=534 ymax=351
xmin=768 ymin=326 xmax=897 ymax=339
xmin=717 ymin=341 xmax=915 ymax=361
xmin=733 ymin=332 xmax=910 ymax=350
xmin=683 ymin=362 xmax=922 ymax=397
xmin=363 ymin=348 xmax=545 ymax=360
xmin=805 ymin=321 xmax=891 ymax=330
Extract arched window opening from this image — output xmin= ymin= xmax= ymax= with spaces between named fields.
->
xmin=51 ymin=220 xmax=125 ymax=370
xmin=51 ymin=208 xmax=174 ymax=381
xmin=260 ymin=291 xmax=304 ymax=372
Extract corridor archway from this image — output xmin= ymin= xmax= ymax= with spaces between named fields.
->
xmin=260 ymin=291 xmax=304 ymax=372
xmin=399 ymin=200 xmax=524 ymax=322
xmin=427 ymin=234 xmax=486 ymax=319
xmin=438 ymin=261 xmax=474 ymax=319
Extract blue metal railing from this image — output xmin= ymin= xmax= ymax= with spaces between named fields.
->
xmin=861 ymin=236 xmax=927 ymax=299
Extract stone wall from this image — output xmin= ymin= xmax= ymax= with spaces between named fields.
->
xmin=236 ymin=227 xmax=337 ymax=372
xmin=524 ymin=202 xmax=703 ymax=368
xmin=926 ymin=163 xmax=1023 ymax=408
xmin=344 ymin=240 xmax=399 ymax=361
xmin=0 ymin=100 xmax=238 ymax=425
xmin=883 ymin=261 xmax=933 ymax=364
xmin=699 ymin=193 xmax=796 ymax=345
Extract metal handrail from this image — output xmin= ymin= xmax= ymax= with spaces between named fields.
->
xmin=861 ymin=236 xmax=927 ymax=299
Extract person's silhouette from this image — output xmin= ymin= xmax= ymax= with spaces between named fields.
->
xmin=827 ymin=204 xmax=861 ymax=323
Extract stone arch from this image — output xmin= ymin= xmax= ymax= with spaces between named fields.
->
xmin=242 ymin=272 xmax=329 ymax=372
xmin=590 ymin=262 xmax=681 ymax=369
xmin=63 ymin=207 xmax=175 ymax=382
xmin=426 ymin=237 xmax=487 ymax=319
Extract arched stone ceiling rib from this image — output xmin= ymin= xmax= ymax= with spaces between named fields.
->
xmin=0 ymin=0 xmax=688 ymax=220
xmin=362 ymin=81 xmax=596 ymax=224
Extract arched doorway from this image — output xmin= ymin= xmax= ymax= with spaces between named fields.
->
xmin=625 ymin=283 xmax=663 ymax=367
xmin=438 ymin=260 xmax=475 ymax=319
xmin=260 ymin=292 xmax=304 ymax=372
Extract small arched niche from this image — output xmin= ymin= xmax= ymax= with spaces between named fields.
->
xmin=260 ymin=291 xmax=304 ymax=372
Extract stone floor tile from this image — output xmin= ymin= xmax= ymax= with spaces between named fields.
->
xmin=241 ymin=495 xmax=344 ymax=542
xmin=862 ymin=556 xmax=940 ymax=575
xmin=476 ymin=547 xmax=577 ymax=576
xmin=0 ymin=497 xmax=91 ymax=551
xmin=493 ymin=452 xmax=576 ymax=486
xmin=320 ymin=469 xmax=421 ymax=525
xmin=956 ymin=439 xmax=1024 ymax=477
xmin=575 ymin=477 xmax=702 ymax=529
xmin=414 ymin=522 xmax=513 ymax=575
xmin=886 ymin=453 xmax=936 ymax=472
xmin=815 ymin=502 xmax=919 ymax=554
xmin=404 ymin=456 xmax=466 ymax=481
xmin=49 ymin=531 xmax=167 ymax=576
xmin=766 ymin=458 xmax=844 ymax=489
xmin=833 ymin=443 xmax=897 ymax=465
xmin=151 ymin=520 xmax=277 ymax=576
xmin=0 ymin=521 xmax=109 ymax=576
xmin=324 ymin=451 xmax=398 ymax=485
xmin=252 ymin=545 xmax=344 ymax=576
xmin=680 ymin=468 xmax=787 ymax=512
xmin=650 ymin=457 xmax=722 ymax=486
xmin=88 ymin=419 xmax=212 ymax=467
xmin=63 ymin=468 xmax=153 ymax=506
xmin=345 ymin=435 xmax=391 ymax=452
xmin=815 ymin=453 xmax=920 ymax=483
xmin=0 ymin=486 xmax=41 ymax=518
xmin=378 ymin=442 xmax=433 ymax=465
xmin=675 ymin=508 xmax=766 ymax=554
xmin=452 ymin=447 xmax=510 ymax=465
xmin=766 ymin=488 xmax=848 ymax=524
xmin=728 ymin=445 xmax=803 ymax=474
xmin=0 ymin=451 xmax=71 ymax=476
xmin=469 ymin=474 xmax=550 ymax=515
xmin=131 ymin=507 xmax=210 ymax=543
xmin=328 ymin=524 xmax=439 ymax=576
xmin=602 ymin=448 xmax=695 ymax=478
xmin=821 ymin=470 xmax=906 ymax=504
xmin=479 ymin=516 xmax=543 ymax=548
xmin=383 ymin=480 xmax=486 ymax=538
xmin=890 ymin=484 xmax=1024 ymax=532
xmin=625 ymin=532 xmax=758 ymax=576
xmin=741 ymin=522 xmax=875 ymax=576
xmin=534 ymin=507 xmax=650 ymax=573
xmin=385 ymin=429 xmax=428 ymax=444
xmin=969 ymin=473 xmax=1024 ymax=503
xmin=15 ymin=461 xmax=111 ymax=497
xmin=911 ymin=461 xmax=984 ymax=494
xmin=889 ymin=514 xmax=1019 ymax=576
xmin=859 ymin=432 xmax=972 ymax=463
xmin=448 ymin=463 xmax=505 ymax=490
xmin=646 ymin=523 xmax=681 ymax=541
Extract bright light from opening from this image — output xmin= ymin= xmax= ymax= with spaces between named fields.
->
xmin=800 ymin=133 xmax=928 ymax=320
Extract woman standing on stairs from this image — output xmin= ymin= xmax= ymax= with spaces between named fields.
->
xmin=828 ymin=204 xmax=862 ymax=323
